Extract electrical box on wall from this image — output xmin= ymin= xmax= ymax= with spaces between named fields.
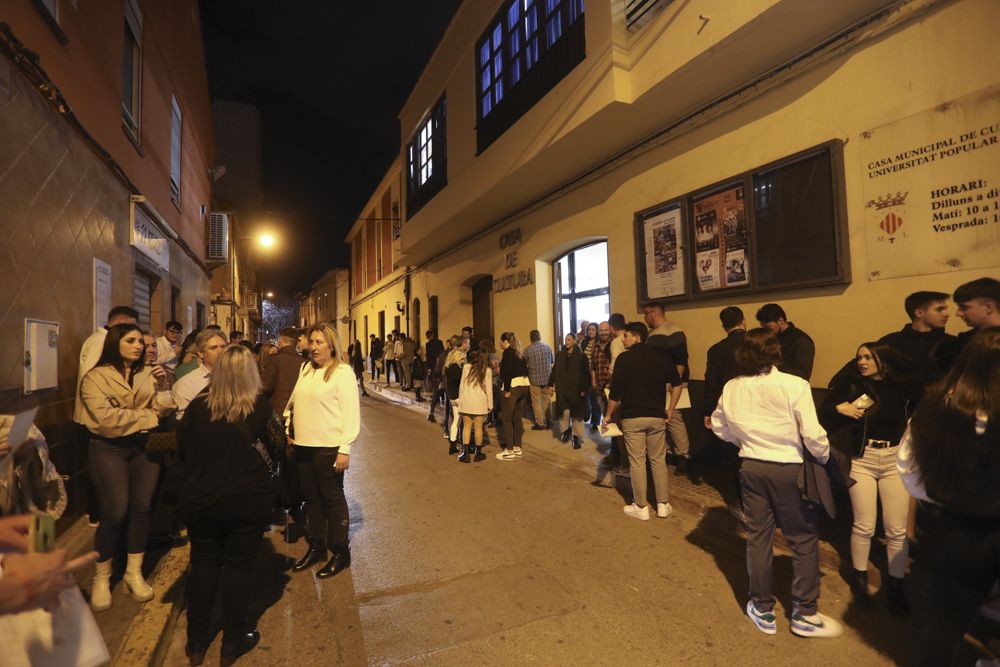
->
xmin=24 ymin=319 xmax=59 ymax=393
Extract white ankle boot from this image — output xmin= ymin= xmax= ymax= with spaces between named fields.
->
xmin=123 ymin=552 xmax=154 ymax=602
xmin=91 ymin=559 xmax=113 ymax=611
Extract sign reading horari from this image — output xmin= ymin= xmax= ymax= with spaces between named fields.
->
xmin=861 ymin=84 xmax=1000 ymax=280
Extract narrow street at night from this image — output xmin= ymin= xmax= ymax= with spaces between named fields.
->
xmin=161 ymin=391 xmax=909 ymax=666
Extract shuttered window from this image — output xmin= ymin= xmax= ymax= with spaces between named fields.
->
xmin=169 ymin=96 xmax=182 ymax=205
xmin=132 ymin=271 xmax=152 ymax=331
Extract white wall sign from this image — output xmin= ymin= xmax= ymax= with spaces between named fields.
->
xmin=130 ymin=205 xmax=170 ymax=272
xmin=93 ymin=259 xmax=111 ymax=332
xmin=186 ymin=304 xmax=193 ymax=333
xmin=862 ymin=84 xmax=1000 ymax=280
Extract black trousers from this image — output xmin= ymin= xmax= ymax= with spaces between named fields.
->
xmin=500 ymin=386 xmax=530 ymax=448
xmin=296 ymin=446 xmax=350 ymax=550
xmin=185 ymin=493 xmax=272 ymax=646
xmin=917 ymin=509 xmax=1000 ymax=666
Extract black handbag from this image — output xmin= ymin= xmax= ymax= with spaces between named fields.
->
xmin=145 ymin=413 xmax=179 ymax=453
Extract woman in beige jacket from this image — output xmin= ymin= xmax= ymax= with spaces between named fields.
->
xmin=78 ymin=323 xmax=175 ymax=611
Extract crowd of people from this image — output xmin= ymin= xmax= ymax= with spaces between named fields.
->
xmin=0 ymin=275 xmax=996 ymax=665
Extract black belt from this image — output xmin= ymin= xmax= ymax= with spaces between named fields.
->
xmin=866 ymin=439 xmax=896 ymax=449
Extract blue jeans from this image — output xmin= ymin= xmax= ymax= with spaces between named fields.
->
xmin=89 ymin=436 xmax=161 ymax=560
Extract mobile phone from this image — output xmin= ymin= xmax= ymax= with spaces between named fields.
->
xmin=28 ymin=513 xmax=56 ymax=553
xmin=852 ymin=394 xmax=875 ymax=410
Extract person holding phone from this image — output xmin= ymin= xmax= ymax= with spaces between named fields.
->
xmin=78 ymin=323 xmax=176 ymax=611
xmin=820 ymin=342 xmax=913 ymax=615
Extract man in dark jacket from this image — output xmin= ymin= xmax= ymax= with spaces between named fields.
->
xmin=425 ymin=330 xmax=445 ymax=381
xmin=369 ymin=334 xmax=384 ymax=382
xmin=877 ymin=290 xmax=958 ymax=397
xmin=702 ymin=306 xmax=747 ymax=428
xmin=262 ymin=327 xmax=306 ymax=417
xmin=756 ymin=303 xmax=814 ymax=381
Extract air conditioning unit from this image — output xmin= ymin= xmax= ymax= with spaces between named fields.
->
xmin=208 ymin=212 xmax=229 ymax=262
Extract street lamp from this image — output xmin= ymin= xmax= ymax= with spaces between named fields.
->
xmin=258 ymin=233 xmax=276 ymax=249
xmin=266 ymin=291 xmax=275 ymax=299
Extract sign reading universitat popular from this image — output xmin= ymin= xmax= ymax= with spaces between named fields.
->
xmin=130 ymin=205 xmax=170 ymax=272
xmin=862 ymin=85 xmax=1000 ymax=280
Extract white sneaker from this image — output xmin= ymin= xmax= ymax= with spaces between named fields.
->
xmin=513 ymin=447 xmax=523 ymax=458
xmin=623 ymin=503 xmax=650 ymax=521
xmin=746 ymin=600 xmax=777 ymax=635
xmin=790 ymin=611 xmax=843 ymax=638
xmin=657 ymin=502 xmax=673 ymax=518
xmin=496 ymin=449 xmax=516 ymax=461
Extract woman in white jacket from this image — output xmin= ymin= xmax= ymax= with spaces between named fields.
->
xmin=284 ymin=323 xmax=360 ymax=579
xmin=457 ymin=351 xmax=493 ymax=463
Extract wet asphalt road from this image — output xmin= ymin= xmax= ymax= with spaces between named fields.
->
xmin=162 ymin=391 xmax=913 ymax=666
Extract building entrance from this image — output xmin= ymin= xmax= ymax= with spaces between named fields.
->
xmin=471 ymin=275 xmax=493 ymax=345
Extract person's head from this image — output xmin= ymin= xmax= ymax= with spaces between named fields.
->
xmin=587 ymin=322 xmax=598 ymax=340
xmin=641 ymin=302 xmax=666 ymax=328
xmin=465 ymin=346 xmax=490 ymax=389
xmin=445 ymin=347 xmax=467 ymax=367
xmin=904 ymin=291 xmax=950 ymax=330
xmin=500 ymin=331 xmax=521 ymax=355
xmin=564 ymin=332 xmax=577 ymax=349
xmin=609 ymin=313 xmax=626 ymax=333
xmin=179 ymin=329 xmax=201 ymax=362
xmin=195 ymin=329 xmax=227 ymax=370
xmin=96 ymin=323 xmax=145 ymax=376
xmin=106 ymin=305 xmax=139 ymax=328
xmin=953 ymin=278 xmax=1000 ymax=329
xmin=909 ymin=327 xmax=1000 ymax=502
xmin=297 ymin=331 xmax=308 ymax=353
xmin=529 ymin=330 xmax=541 ymax=343
xmin=736 ymin=328 xmax=782 ymax=376
xmin=479 ymin=338 xmax=495 ymax=355
xmin=205 ymin=324 xmax=223 ymax=332
xmin=278 ymin=327 xmax=298 ymax=348
xmin=579 ymin=320 xmax=590 ymax=334
xmin=258 ymin=342 xmax=277 ymax=363
xmin=460 ymin=335 xmax=471 ymax=352
xmin=240 ymin=340 xmax=255 ymax=353
xmin=307 ymin=322 xmax=344 ymax=377
xmin=426 ymin=329 xmax=437 ymax=340
xmin=598 ymin=321 xmax=611 ymax=342
xmin=462 ymin=326 xmax=474 ymax=338
xmin=719 ymin=306 xmax=746 ymax=332
xmin=622 ymin=322 xmax=648 ymax=349
xmin=755 ymin=303 xmax=788 ymax=333
xmin=448 ymin=335 xmax=459 ymax=350
xmin=163 ymin=320 xmax=183 ymax=344
xmin=142 ymin=331 xmax=157 ymax=366
xmin=207 ymin=344 xmax=261 ymax=423
xmin=229 ymin=330 xmax=244 ymax=343
xmin=855 ymin=341 xmax=895 ymax=380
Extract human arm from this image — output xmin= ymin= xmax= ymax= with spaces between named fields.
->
xmin=0 ymin=550 xmax=99 ymax=614
xmin=334 ymin=367 xmax=361 ymax=461
xmin=702 ymin=348 xmax=722 ymax=425
xmin=79 ymin=372 xmax=159 ymax=437
xmin=0 ymin=515 xmax=30 ymax=554
xmin=666 ymin=384 xmax=682 ymax=422
xmin=792 ymin=382 xmax=830 ymax=464
xmin=896 ymin=426 xmax=931 ymax=502
xmin=486 ymin=369 xmax=494 ymax=407
xmin=710 ymin=396 xmax=736 ymax=445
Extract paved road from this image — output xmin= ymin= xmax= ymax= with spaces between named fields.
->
xmin=163 ymin=392 xmax=914 ymax=666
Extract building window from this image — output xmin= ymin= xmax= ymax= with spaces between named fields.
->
xmin=169 ymin=96 xmax=182 ymax=206
xmin=476 ymin=0 xmax=586 ymax=153
xmin=121 ymin=0 xmax=143 ymax=140
xmin=554 ymin=241 xmax=609 ymax=341
xmin=32 ymin=0 xmax=68 ymax=44
xmin=406 ymin=95 xmax=447 ymax=217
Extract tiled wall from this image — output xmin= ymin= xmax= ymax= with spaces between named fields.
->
xmin=0 ymin=56 xmax=209 ymax=530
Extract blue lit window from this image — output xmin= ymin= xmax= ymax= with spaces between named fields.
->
xmin=569 ymin=0 xmax=584 ymax=24
xmin=479 ymin=21 xmax=504 ymax=116
xmin=508 ymin=1 xmax=522 ymax=85
xmin=545 ymin=0 xmax=562 ymax=47
xmin=524 ymin=0 xmax=539 ymax=69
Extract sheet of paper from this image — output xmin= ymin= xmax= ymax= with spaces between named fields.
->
xmin=5 ymin=406 xmax=39 ymax=460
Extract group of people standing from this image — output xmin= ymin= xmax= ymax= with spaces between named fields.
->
xmin=72 ymin=313 xmax=360 ymax=664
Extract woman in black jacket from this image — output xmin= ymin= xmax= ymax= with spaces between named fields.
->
xmin=177 ymin=345 xmax=285 ymax=665
xmin=819 ymin=341 xmax=912 ymax=615
xmin=497 ymin=332 xmax=531 ymax=461
xmin=549 ymin=333 xmax=591 ymax=449
xmin=443 ymin=347 xmax=466 ymax=455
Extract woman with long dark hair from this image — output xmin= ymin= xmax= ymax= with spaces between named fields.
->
xmin=285 ymin=323 xmax=361 ymax=579
xmin=820 ymin=341 xmax=913 ymax=615
xmin=457 ymin=350 xmax=493 ymax=462
xmin=497 ymin=332 xmax=531 ymax=461
xmin=897 ymin=327 xmax=1000 ymax=665
xmin=78 ymin=323 xmax=175 ymax=611
xmin=178 ymin=345 xmax=285 ymax=664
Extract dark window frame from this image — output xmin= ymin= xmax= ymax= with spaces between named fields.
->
xmin=554 ymin=240 xmax=610 ymax=343
xmin=633 ymin=139 xmax=850 ymax=307
xmin=475 ymin=0 xmax=586 ymax=154
xmin=406 ymin=94 xmax=448 ymax=218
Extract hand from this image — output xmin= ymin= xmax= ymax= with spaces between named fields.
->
xmin=665 ymin=409 xmax=674 ymax=424
xmin=0 ymin=514 xmax=31 ymax=554
xmin=1 ymin=549 xmax=97 ymax=613
xmin=150 ymin=364 xmax=166 ymax=380
xmin=703 ymin=416 xmax=713 ymax=430
xmin=334 ymin=452 xmax=350 ymax=473
xmin=504 ymin=392 xmax=511 ymax=399
xmin=836 ymin=402 xmax=865 ymax=419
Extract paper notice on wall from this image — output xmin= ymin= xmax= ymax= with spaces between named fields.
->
xmin=692 ymin=184 xmax=749 ymax=291
xmin=643 ymin=205 xmax=685 ymax=298
xmin=862 ymin=84 xmax=1000 ymax=280
xmin=93 ymin=259 xmax=111 ymax=333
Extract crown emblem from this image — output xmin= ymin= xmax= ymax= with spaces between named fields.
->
xmin=866 ymin=191 xmax=908 ymax=210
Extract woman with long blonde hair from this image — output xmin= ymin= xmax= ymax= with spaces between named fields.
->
xmin=177 ymin=344 xmax=286 ymax=663
xmin=284 ymin=323 xmax=361 ymax=579
xmin=443 ymin=346 xmax=467 ymax=454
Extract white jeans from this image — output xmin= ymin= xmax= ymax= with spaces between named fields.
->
xmin=849 ymin=444 xmax=909 ymax=578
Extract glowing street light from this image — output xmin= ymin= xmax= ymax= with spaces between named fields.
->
xmin=258 ymin=233 xmax=276 ymax=249
xmin=266 ymin=291 xmax=275 ymax=299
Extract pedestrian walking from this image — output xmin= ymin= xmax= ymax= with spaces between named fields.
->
xmin=384 ymin=333 xmax=397 ymax=385
xmin=820 ymin=341 xmax=913 ymax=615
xmin=350 ymin=339 xmax=370 ymax=397
xmin=369 ymin=334 xmax=383 ymax=382
xmin=176 ymin=344 xmax=286 ymax=665
xmin=711 ymin=328 xmax=842 ymax=638
xmin=400 ymin=335 xmax=416 ymax=390
xmin=523 ymin=330 xmax=554 ymax=430
xmin=603 ymin=323 xmax=681 ymax=520
xmin=285 ymin=323 xmax=360 ymax=579
xmin=443 ymin=346 xmax=467 ymax=454
xmin=457 ymin=350 xmax=493 ymax=463
xmin=411 ymin=346 xmax=427 ymax=402
xmin=897 ymin=326 xmax=1000 ymax=665
xmin=77 ymin=323 xmax=176 ymax=611
xmin=496 ymin=332 xmax=530 ymax=461
xmin=549 ymin=333 xmax=590 ymax=449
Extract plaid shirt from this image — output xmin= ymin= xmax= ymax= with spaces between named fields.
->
xmin=591 ymin=339 xmax=612 ymax=388
xmin=522 ymin=342 xmax=554 ymax=386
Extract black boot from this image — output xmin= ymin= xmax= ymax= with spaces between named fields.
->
xmin=292 ymin=540 xmax=326 ymax=572
xmin=220 ymin=629 xmax=259 ymax=661
xmin=472 ymin=444 xmax=486 ymax=462
xmin=458 ymin=445 xmax=471 ymax=463
xmin=572 ymin=435 xmax=582 ymax=449
xmin=886 ymin=576 xmax=910 ymax=618
xmin=849 ymin=569 xmax=872 ymax=607
xmin=448 ymin=440 xmax=459 ymax=455
xmin=428 ymin=412 xmax=437 ymax=423
xmin=317 ymin=549 xmax=351 ymax=579
xmin=560 ymin=429 xmax=572 ymax=442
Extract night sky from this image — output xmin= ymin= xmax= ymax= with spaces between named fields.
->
xmin=199 ymin=0 xmax=462 ymax=296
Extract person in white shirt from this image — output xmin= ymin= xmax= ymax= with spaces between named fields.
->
xmin=155 ymin=320 xmax=184 ymax=371
xmin=284 ymin=323 xmax=360 ymax=579
xmin=712 ymin=328 xmax=842 ymax=639
xmin=171 ymin=330 xmax=227 ymax=419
